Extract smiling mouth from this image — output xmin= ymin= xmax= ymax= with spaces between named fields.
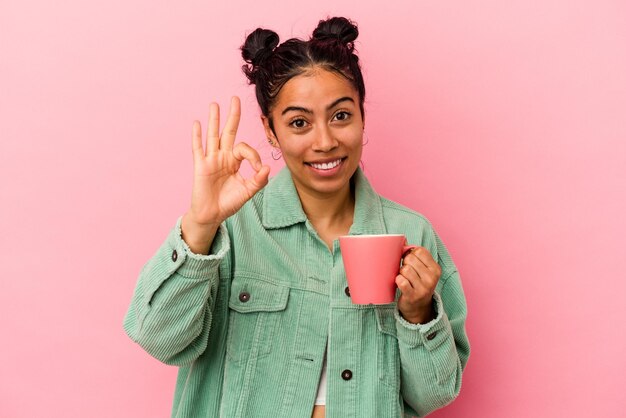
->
xmin=306 ymin=158 xmax=345 ymax=170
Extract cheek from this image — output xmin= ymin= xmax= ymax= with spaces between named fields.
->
xmin=344 ymin=130 xmax=364 ymax=148
xmin=278 ymin=141 xmax=308 ymax=160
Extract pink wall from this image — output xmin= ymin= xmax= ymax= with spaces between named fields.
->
xmin=2 ymin=0 xmax=625 ymax=416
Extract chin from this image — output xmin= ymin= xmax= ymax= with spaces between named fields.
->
xmin=303 ymin=171 xmax=356 ymax=195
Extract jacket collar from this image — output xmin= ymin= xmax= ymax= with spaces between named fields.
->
xmin=262 ymin=166 xmax=387 ymax=235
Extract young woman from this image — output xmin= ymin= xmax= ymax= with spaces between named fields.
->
xmin=125 ymin=17 xmax=470 ymax=418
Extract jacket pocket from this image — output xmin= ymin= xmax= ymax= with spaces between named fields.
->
xmin=226 ymin=276 xmax=290 ymax=363
xmin=375 ymin=307 xmax=401 ymax=389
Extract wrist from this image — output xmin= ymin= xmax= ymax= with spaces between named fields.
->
xmin=400 ymin=300 xmax=436 ymax=325
xmin=181 ymin=213 xmax=220 ymax=255
xmin=183 ymin=211 xmax=222 ymax=230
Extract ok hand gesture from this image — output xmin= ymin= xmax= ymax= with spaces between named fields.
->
xmin=182 ymin=96 xmax=270 ymax=253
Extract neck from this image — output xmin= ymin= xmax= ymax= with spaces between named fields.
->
xmin=296 ymin=182 xmax=355 ymax=231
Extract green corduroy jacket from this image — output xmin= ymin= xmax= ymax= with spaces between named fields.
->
xmin=124 ymin=167 xmax=470 ymax=418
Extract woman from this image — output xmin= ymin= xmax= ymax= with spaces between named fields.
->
xmin=124 ymin=16 xmax=470 ymax=418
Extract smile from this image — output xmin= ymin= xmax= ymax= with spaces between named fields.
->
xmin=308 ymin=158 xmax=343 ymax=170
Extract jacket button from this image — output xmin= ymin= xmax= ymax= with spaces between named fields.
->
xmin=239 ymin=292 xmax=250 ymax=303
xmin=344 ymin=286 xmax=350 ymax=297
xmin=341 ymin=369 xmax=353 ymax=380
xmin=171 ymin=249 xmax=178 ymax=262
xmin=426 ymin=331 xmax=437 ymax=341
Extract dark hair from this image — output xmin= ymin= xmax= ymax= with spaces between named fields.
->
xmin=241 ymin=17 xmax=365 ymax=133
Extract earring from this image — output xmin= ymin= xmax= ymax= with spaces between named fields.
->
xmin=271 ymin=148 xmax=282 ymax=160
xmin=268 ymin=136 xmax=281 ymax=159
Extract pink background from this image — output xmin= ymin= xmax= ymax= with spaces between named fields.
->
xmin=1 ymin=0 xmax=625 ymax=417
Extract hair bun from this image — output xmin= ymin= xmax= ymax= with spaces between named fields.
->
xmin=312 ymin=17 xmax=358 ymax=47
xmin=241 ymin=28 xmax=280 ymax=67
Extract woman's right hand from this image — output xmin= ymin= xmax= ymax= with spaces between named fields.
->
xmin=182 ymin=96 xmax=270 ymax=253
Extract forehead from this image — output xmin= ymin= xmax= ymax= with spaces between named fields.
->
xmin=273 ymin=69 xmax=359 ymax=111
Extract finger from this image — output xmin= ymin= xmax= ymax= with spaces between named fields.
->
xmin=246 ymin=165 xmax=270 ymax=194
xmin=399 ymin=260 xmax=420 ymax=284
xmin=395 ymin=275 xmax=415 ymax=295
xmin=403 ymin=251 xmax=430 ymax=272
xmin=192 ymin=120 xmax=203 ymax=157
xmin=404 ymin=258 xmax=439 ymax=292
xmin=232 ymin=142 xmax=262 ymax=171
xmin=396 ymin=270 xmax=431 ymax=301
xmin=221 ymin=96 xmax=241 ymax=151
xmin=410 ymin=247 xmax=441 ymax=276
xmin=207 ymin=102 xmax=220 ymax=154
xmin=253 ymin=164 xmax=270 ymax=183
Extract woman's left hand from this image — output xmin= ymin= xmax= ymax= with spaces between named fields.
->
xmin=395 ymin=247 xmax=442 ymax=324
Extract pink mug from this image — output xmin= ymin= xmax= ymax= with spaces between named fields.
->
xmin=339 ymin=234 xmax=417 ymax=304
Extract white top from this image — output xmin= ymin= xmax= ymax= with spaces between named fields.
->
xmin=315 ymin=350 xmax=327 ymax=405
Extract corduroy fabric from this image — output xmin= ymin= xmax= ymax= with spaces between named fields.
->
xmin=124 ymin=167 xmax=470 ymax=418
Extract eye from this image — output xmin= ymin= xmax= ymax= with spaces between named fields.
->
xmin=333 ymin=111 xmax=351 ymax=122
xmin=289 ymin=118 xmax=309 ymax=129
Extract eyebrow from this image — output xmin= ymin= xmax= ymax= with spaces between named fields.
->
xmin=281 ymin=97 xmax=355 ymax=116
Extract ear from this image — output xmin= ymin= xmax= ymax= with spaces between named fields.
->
xmin=261 ymin=115 xmax=279 ymax=147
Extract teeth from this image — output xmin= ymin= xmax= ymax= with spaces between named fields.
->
xmin=311 ymin=159 xmax=341 ymax=170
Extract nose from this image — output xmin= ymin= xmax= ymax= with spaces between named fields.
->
xmin=312 ymin=125 xmax=338 ymax=152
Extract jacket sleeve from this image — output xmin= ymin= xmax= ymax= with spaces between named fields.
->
xmin=123 ymin=216 xmax=230 ymax=366
xmin=394 ymin=230 xmax=470 ymax=417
